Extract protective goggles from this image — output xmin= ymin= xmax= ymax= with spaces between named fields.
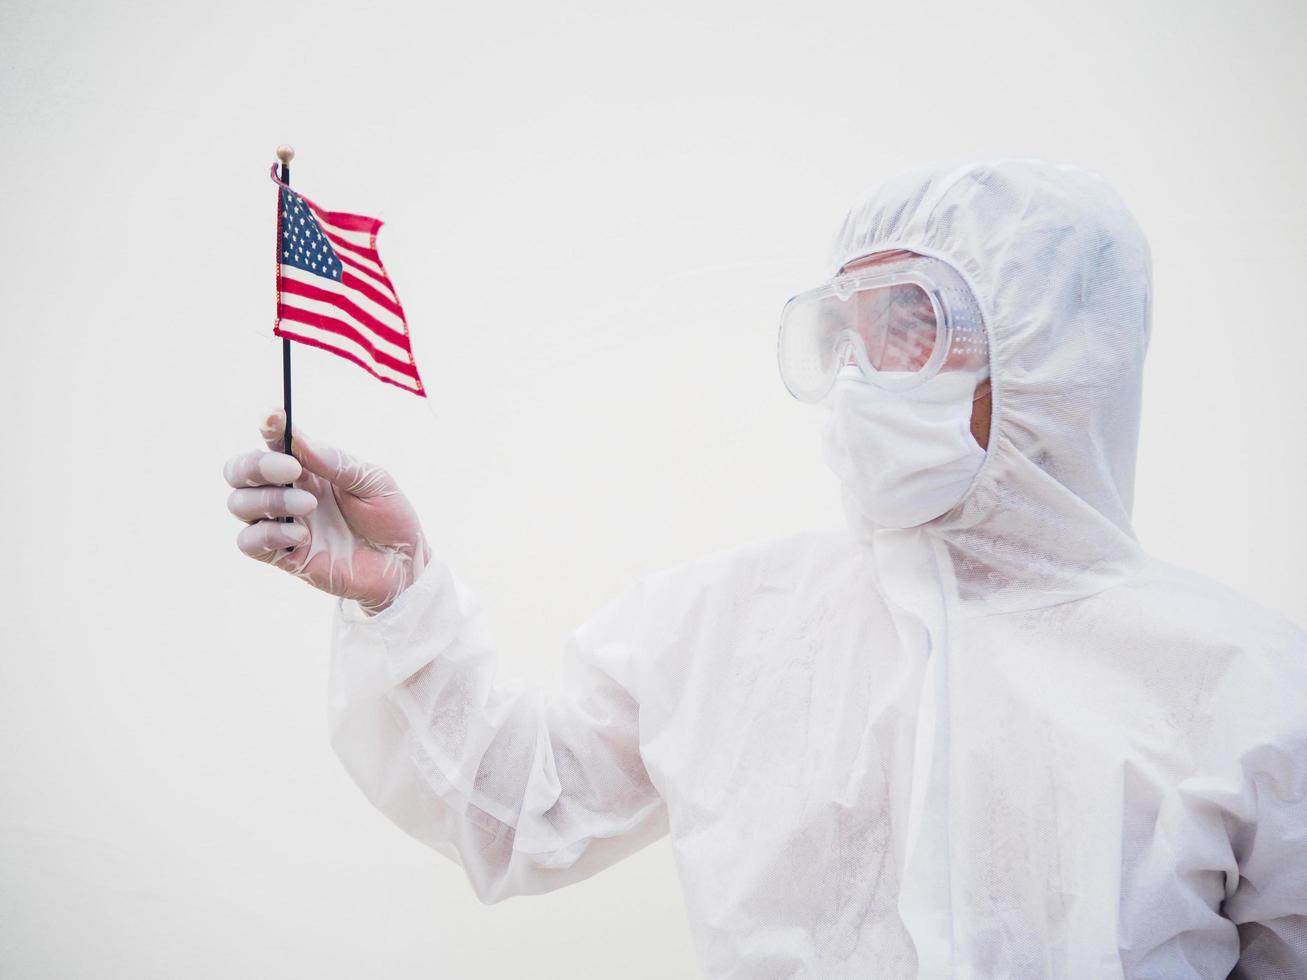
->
xmin=777 ymin=252 xmax=989 ymax=402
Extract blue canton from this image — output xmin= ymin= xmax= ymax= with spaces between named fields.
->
xmin=280 ymin=188 xmax=342 ymax=281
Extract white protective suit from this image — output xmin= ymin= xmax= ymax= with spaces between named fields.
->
xmin=327 ymin=159 xmax=1307 ymax=978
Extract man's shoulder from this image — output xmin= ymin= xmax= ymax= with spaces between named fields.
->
xmin=1121 ymin=558 xmax=1305 ymax=647
xmin=1105 ymin=558 xmax=1307 ymax=709
xmin=589 ymin=529 xmax=860 ymax=635
xmin=575 ymin=530 xmax=864 ymax=675
xmin=642 ymin=529 xmax=862 ymax=596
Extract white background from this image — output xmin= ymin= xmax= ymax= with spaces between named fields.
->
xmin=2 ymin=0 xmax=1304 ymax=976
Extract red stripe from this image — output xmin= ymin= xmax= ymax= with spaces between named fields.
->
xmin=340 ymin=270 xmax=404 ymax=319
xmin=279 ymin=276 xmax=409 ymax=350
xmin=276 ymin=327 xmax=425 ymax=396
xmin=337 ymin=251 xmax=397 ymax=300
xmin=268 ymin=165 xmax=424 ymax=397
xmin=278 ymin=306 xmax=420 ymax=379
xmin=325 ymin=229 xmax=383 ymax=267
xmin=269 ymin=165 xmax=383 ymax=237
xmin=304 ymin=198 xmax=379 ymax=235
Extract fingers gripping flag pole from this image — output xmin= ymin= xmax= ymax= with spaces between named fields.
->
xmin=271 ymin=146 xmax=427 ymax=401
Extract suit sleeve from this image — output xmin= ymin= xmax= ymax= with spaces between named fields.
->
xmin=1222 ymin=661 xmax=1307 ymax=978
xmin=326 ymin=556 xmax=668 ymax=903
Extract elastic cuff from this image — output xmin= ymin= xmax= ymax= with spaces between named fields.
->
xmin=337 ymin=555 xmax=441 ymax=625
xmin=333 ymin=556 xmax=464 ymax=684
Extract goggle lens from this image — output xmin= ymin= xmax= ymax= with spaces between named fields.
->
xmin=777 ymin=255 xmax=987 ymax=402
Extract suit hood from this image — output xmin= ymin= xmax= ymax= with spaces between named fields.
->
xmin=825 ymin=159 xmax=1153 ymax=610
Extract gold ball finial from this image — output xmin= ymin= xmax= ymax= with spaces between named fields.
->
xmin=276 ymin=144 xmax=295 ymax=165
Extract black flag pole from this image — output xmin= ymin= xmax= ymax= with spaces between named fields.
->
xmin=275 ymin=144 xmax=296 ymax=545
xmin=276 ymin=144 xmax=295 ymax=467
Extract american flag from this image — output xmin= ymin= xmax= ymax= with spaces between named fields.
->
xmin=271 ymin=164 xmax=425 ymax=396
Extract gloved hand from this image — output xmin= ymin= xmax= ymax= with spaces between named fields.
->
xmin=223 ymin=409 xmax=430 ymax=616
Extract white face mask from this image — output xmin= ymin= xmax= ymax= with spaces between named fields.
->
xmin=821 ymin=368 xmax=987 ymax=530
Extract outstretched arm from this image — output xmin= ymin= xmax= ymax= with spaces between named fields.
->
xmin=224 ymin=411 xmax=667 ymax=900
xmin=328 ymin=559 xmax=667 ymax=902
xmin=1223 ymin=734 xmax=1307 ymax=978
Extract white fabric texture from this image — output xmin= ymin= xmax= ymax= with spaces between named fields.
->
xmin=823 ymin=366 xmax=987 ymax=529
xmin=327 ymin=159 xmax=1307 ymax=978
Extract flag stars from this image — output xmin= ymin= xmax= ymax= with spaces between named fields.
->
xmin=279 ymin=186 xmax=342 ymax=282
xmin=273 ymin=185 xmax=416 ymax=395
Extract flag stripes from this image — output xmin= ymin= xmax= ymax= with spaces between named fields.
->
xmin=271 ymin=164 xmax=425 ymax=397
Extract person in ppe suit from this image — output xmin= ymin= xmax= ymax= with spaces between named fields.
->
xmin=223 ymin=158 xmax=1307 ymax=978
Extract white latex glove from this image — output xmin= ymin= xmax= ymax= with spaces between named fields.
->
xmin=223 ymin=408 xmax=430 ymax=616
